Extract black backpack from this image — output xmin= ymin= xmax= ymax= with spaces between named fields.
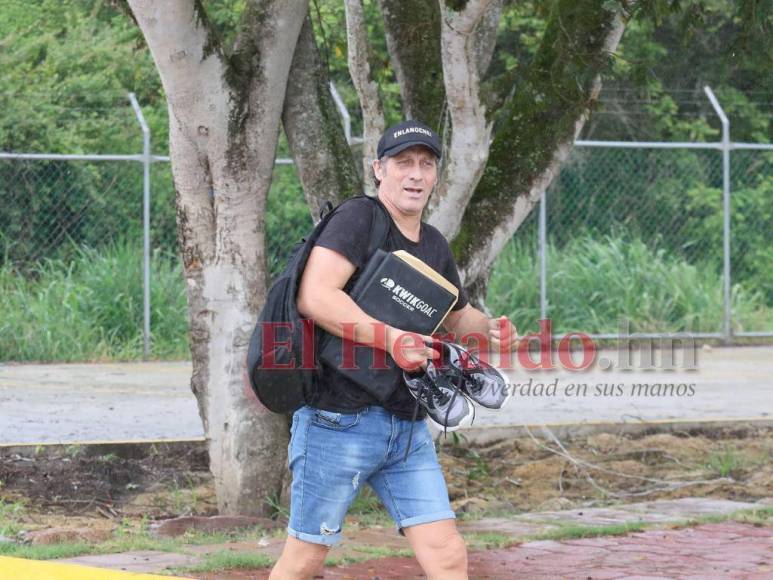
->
xmin=246 ymin=195 xmax=391 ymax=414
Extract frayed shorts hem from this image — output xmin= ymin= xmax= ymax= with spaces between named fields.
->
xmin=286 ymin=526 xmax=341 ymax=546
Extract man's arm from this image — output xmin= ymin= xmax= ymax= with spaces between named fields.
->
xmin=297 ymin=245 xmax=438 ymax=369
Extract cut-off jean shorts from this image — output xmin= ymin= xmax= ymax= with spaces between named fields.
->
xmin=287 ymin=405 xmax=456 ymax=546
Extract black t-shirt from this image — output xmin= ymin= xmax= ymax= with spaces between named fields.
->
xmin=312 ymin=196 xmax=469 ymax=420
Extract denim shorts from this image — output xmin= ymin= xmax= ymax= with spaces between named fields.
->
xmin=286 ymin=405 xmax=456 ymax=546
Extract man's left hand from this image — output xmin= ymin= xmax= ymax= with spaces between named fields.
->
xmin=488 ymin=315 xmax=519 ymax=352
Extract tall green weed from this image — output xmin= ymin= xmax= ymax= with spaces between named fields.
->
xmin=488 ymin=232 xmax=772 ymax=335
xmin=0 ymin=240 xmax=188 ymax=361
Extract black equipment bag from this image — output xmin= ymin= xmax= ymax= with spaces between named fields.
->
xmin=246 ymin=195 xmax=390 ymax=414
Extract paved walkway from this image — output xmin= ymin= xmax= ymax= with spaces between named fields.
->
xmin=289 ymin=521 xmax=773 ymax=579
xmin=37 ymin=497 xmax=772 ymax=578
xmin=1 ymin=346 xmax=772 ymax=444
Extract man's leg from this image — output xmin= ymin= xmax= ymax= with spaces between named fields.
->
xmin=273 ymin=405 xmax=388 ymax=579
xmin=367 ymin=416 xmax=467 ymax=578
xmin=403 ymin=518 xmax=468 ymax=580
xmin=269 ymin=536 xmax=330 ymax=579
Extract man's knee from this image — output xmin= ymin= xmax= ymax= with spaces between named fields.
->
xmin=270 ymin=537 xmax=330 ymax=579
xmin=428 ymin=531 xmax=468 ymax=571
xmin=407 ymin=524 xmax=468 ymax=575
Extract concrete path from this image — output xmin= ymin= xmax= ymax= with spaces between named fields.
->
xmin=44 ymin=497 xmax=770 ymax=578
xmin=1 ymin=345 xmax=772 ymax=445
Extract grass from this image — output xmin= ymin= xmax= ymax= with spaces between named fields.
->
xmin=488 ymin=232 xmax=773 ymax=335
xmin=676 ymin=505 xmax=773 ymax=527
xmin=346 ymin=487 xmax=393 ymax=528
xmin=172 ymin=550 xmax=273 ymax=574
xmin=1 ymin=506 xmax=770 ymax=573
xmin=461 ymin=532 xmax=515 ymax=550
xmin=0 ymin=239 xmax=189 ymax=362
xmin=0 ymin=522 xmax=279 ymax=561
xmin=706 ymin=445 xmax=746 ymax=478
xmin=0 ymin=496 xmax=26 ymax=537
xmin=348 ymin=545 xmax=414 ymax=558
xmin=324 ymin=546 xmax=415 ymax=567
xmin=4 ymin=231 xmax=772 ymax=363
xmin=527 ymin=521 xmax=648 ymax=542
xmin=521 ymin=505 xmax=773 ymax=544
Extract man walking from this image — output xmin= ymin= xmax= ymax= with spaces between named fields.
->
xmin=269 ymin=121 xmax=518 ymax=579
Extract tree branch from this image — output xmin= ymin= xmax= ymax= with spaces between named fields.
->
xmin=452 ymin=0 xmax=628 ymax=291
xmin=474 ymin=0 xmax=503 ymax=79
xmin=282 ymin=16 xmax=362 ymax=220
xmin=425 ymin=0 xmax=501 ymax=239
xmin=127 ymin=0 xmax=229 ymax=263
xmin=344 ymin=0 xmax=385 ymax=195
xmin=378 ymin=0 xmax=446 ymax=128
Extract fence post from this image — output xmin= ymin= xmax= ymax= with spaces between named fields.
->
xmin=704 ymin=86 xmax=732 ymax=345
xmin=329 ymin=82 xmax=352 ymax=145
xmin=129 ymin=93 xmax=152 ymax=360
xmin=539 ymin=187 xmax=548 ymax=323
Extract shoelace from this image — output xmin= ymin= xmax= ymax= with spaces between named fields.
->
xmin=403 ymin=368 xmax=475 ymax=463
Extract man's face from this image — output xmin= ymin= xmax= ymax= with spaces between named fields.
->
xmin=373 ymin=146 xmax=438 ymax=216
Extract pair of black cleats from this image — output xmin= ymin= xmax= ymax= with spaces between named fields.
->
xmin=403 ymin=341 xmax=508 ymax=431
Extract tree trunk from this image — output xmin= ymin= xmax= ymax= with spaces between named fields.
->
xmin=344 ymin=0 xmax=385 ymax=196
xmin=451 ymin=0 xmax=628 ymax=301
xmin=424 ymin=0 xmax=502 ymax=239
xmin=128 ymin=0 xmax=307 ymax=516
xmin=378 ymin=0 xmax=446 ymax=129
xmin=282 ymin=16 xmax=363 ymax=218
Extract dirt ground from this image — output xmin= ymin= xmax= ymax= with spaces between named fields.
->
xmin=1 ymin=424 xmax=771 ymax=537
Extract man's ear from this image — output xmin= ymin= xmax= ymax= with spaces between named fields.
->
xmin=372 ymin=158 xmax=383 ymax=181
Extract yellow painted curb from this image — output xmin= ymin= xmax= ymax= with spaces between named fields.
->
xmin=0 ymin=556 xmax=194 ymax=579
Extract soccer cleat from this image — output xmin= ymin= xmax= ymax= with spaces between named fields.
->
xmin=444 ymin=342 xmax=509 ymax=410
xmin=403 ymin=348 xmax=473 ymax=431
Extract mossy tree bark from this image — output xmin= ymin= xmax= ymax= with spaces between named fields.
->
xmin=282 ymin=16 xmax=363 ymax=220
xmin=351 ymin=0 xmax=628 ymax=310
xmin=126 ymin=0 xmax=307 ymax=516
xmin=451 ymin=1 xmax=629 ymax=306
xmin=378 ymin=0 xmax=447 ymax=130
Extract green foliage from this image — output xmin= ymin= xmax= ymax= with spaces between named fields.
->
xmin=0 ymin=0 xmax=165 ymax=153
xmin=5 ymin=228 xmax=768 ymax=362
xmin=175 ymin=550 xmax=273 ymax=573
xmin=0 ymin=496 xmax=26 ymax=537
xmin=706 ymin=445 xmax=745 ymax=478
xmin=0 ymin=541 xmax=95 ymax=560
xmin=597 ymin=0 xmax=771 ymax=142
xmin=265 ymin=165 xmax=313 ymax=281
xmin=682 ymin=175 xmax=773 ymax=302
xmin=0 ymin=240 xmax=189 ymax=361
xmin=487 ymin=232 xmax=773 ymax=335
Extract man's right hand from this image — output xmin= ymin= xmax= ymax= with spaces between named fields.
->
xmin=386 ymin=327 xmax=439 ymax=372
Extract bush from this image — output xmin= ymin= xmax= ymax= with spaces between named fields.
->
xmin=488 ymin=231 xmax=772 ymax=335
xmin=0 ymin=240 xmax=188 ymax=361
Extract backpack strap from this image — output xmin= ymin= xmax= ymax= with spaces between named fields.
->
xmin=319 ymin=200 xmax=334 ymax=221
xmin=365 ymin=196 xmax=391 ymax=259
xmin=306 ymin=195 xmax=390 ymax=262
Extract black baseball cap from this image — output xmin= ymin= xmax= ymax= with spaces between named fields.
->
xmin=377 ymin=120 xmax=442 ymax=159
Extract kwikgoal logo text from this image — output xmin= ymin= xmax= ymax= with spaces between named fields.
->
xmin=379 ymin=277 xmax=438 ymax=318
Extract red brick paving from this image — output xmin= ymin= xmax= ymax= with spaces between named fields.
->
xmin=195 ymin=522 xmax=772 ymax=579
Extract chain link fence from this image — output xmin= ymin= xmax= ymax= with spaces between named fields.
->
xmin=2 ymin=91 xmax=771 ymax=361
xmin=0 ymin=159 xmax=148 ymax=264
xmin=497 ymin=138 xmax=772 ymax=340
